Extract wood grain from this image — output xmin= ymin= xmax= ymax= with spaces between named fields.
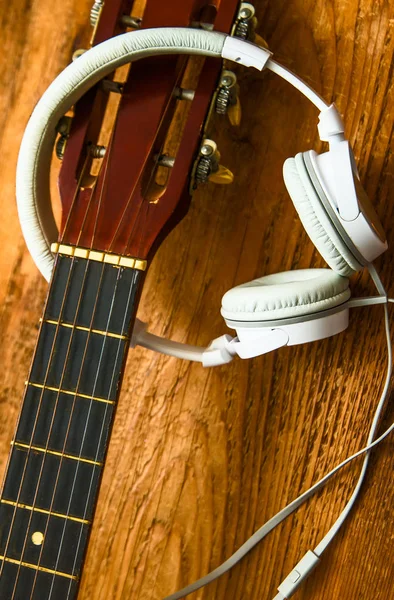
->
xmin=0 ymin=1 xmax=393 ymax=599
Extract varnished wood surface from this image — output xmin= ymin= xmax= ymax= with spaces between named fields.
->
xmin=0 ymin=1 xmax=393 ymax=599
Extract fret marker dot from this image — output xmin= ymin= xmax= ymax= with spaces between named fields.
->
xmin=32 ymin=531 xmax=44 ymax=546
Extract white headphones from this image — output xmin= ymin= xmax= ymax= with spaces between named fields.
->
xmin=16 ymin=26 xmax=391 ymax=600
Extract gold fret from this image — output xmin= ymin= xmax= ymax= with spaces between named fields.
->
xmin=51 ymin=243 xmax=147 ymax=271
xmin=0 ymin=499 xmax=91 ymax=525
xmin=27 ymin=383 xmax=115 ymax=405
xmin=11 ymin=441 xmax=102 ymax=467
xmin=44 ymin=319 xmax=127 ymax=340
xmin=0 ymin=554 xmax=77 ymax=580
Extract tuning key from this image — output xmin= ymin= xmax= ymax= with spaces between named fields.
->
xmin=232 ymin=2 xmax=269 ymax=48
xmin=55 ymin=116 xmax=73 ymax=160
xmin=209 ymin=165 xmax=234 ymax=185
xmin=193 ymin=139 xmax=234 ymax=188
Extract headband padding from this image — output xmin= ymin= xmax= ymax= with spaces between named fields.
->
xmin=16 ymin=28 xmax=227 ymax=281
xmin=283 ymin=154 xmax=362 ymax=277
xmin=221 ymin=268 xmax=350 ymax=322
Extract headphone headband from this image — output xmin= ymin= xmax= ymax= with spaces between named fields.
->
xmin=16 ymin=27 xmax=346 ymax=281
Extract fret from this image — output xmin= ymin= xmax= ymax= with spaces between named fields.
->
xmin=1 ymin=500 xmax=91 ymax=525
xmin=11 ymin=443 xmax=103 ymax=468
xmin=0 ymin=256 xmax=142 ymax=598
xmin=0 ymin=562 xmax=79 ymax=599
xmin=26 ymin=382 xmax=115 ymax=405
xmin=30 ymin=322 xmax=127 ymax=400
xmin=3 ymin=447 xmax=101 ymax=521
xmin=43 ymin=319 xmax=128 ymax=340
xmin=0 ymin=557 xmax=76 ymax=580
xmin=16 ymin=386 xmax=114 ymax=462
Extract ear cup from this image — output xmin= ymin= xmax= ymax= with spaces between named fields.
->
xmin=221 ymin=269 xmax=350 ymax=322
xmin=283 ymin=153 xmax=363 ymax=276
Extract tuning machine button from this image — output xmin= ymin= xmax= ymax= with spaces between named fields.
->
xmin=215 ymin=70 xmax=242 ymax=126
xmin=193 ymin=139 xmax=234 ymax=188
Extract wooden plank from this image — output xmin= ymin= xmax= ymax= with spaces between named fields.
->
xmin=0 ymin=0 xmax=393 ymax=599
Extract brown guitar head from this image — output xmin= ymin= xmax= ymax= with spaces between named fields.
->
xmin=57 ymin=0 xmax=242 ymax=262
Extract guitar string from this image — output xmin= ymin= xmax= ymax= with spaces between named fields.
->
xmin=1 ymin=254 xmax=78 ymax=586
xmin=27 ymin=167 xmax=116 ymax=596
xmin=60 ymin=156 xmax=91 ymax=244
xmin=12 ymin=255 xmax=97 ymax=600
xmin=64 ymin=269 xmax=139 ymax=599
xmin=0 ymin=156 xmax=91 ymax=584
xmin=89 ymin=60 xmax=198 ymax=589
xmin=78 ymin=133 xmax=112 ymax=250
xmin=12 ymin=229 xmax=104 ymax=593
xmin=25 ymin=258 xmax=109 ymax=596
xmin=108 ymin=61 xmax=186 ymax=255
xmin=46 ymin=267 xmax=136 ymax=596
xmin=7 ymin=156 xmax=103 ymax=594
xmin=28 ymin=258 xmax=109 ymax=599
xmin=30 ymin=112 xmax=139 ymax=594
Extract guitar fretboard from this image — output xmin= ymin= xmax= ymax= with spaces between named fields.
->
xmin=0 ymin=254 xmax=142 ymax=599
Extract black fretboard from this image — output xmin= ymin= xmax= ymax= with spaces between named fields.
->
xmin=0 ymin=254 xmax=143 ymax=600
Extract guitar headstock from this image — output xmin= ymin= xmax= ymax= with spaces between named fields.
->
xmin=56 ymin=0 xmax=262 ymax=262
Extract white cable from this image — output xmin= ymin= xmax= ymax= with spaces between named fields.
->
xmin=314 ymin=264 xmax=389 ymax=556
xmin=164 ymin=266 xmax=393 ymax=600
xmin=137 ymin=330 xmax=205 ymax=362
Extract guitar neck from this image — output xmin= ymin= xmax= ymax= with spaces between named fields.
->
xmin=0 ymin=249 xmax=144 ymax=599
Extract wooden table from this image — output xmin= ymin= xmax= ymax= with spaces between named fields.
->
xmin=0 ymin=1 xmax=393 ymax=598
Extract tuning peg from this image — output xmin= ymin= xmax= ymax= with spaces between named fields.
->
xmin=209 ymin=165 xmax=234 ymax=185
xmin=120 ymin=15 xmax=142 ymax=28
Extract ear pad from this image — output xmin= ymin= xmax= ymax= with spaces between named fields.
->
xmin=221 ymin=269 xmax=350 ymax=322
xmin=283 ymin=154 xmax=363 ymax=276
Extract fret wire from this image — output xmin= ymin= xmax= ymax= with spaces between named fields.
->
xmin=25 ymin=257 xmax=110 ymax=598
xmin=0 ymin=555 xmax=77 ymax=581
xmin=0 ymin=254 xmax=79 ymax=587
xmin=11 ymin=441 xmax=103 ymax=467
xmin=0 ymin=500 xmax=91 ymax=525
xmin=67 ymin=269 xmax=139 ymax=596
xmin=27 ymin=382 xmax=115 ymax=405
xmin=43 ymin=319 xmax=128 ymax=340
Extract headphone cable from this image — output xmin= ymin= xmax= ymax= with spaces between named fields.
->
xmin=164 ymin=264 xmax=393 ymax=600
